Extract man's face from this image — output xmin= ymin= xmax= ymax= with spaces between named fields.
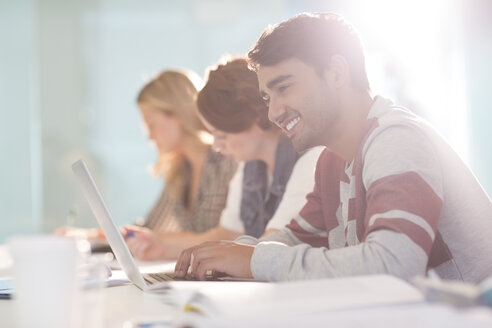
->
xmin=257 ymin=58 xmax=340 ymax=152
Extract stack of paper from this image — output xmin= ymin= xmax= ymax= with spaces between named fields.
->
xmin=166 ymin=274 xmax=423 ymax=319
xmin=180 ymin=303 xmax=492 ymax=328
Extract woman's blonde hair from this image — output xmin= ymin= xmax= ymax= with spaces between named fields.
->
xmin=137 ymin=69 xmax=210 ymax=200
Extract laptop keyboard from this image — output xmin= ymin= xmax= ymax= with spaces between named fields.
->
xmin=145 ymin=272 xmax=195 ymax=283
xmin=144 ymin=271 xmax=220 ymax=284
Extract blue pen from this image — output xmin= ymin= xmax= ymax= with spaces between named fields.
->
xmin=126 ymin=231 xmax=136 ymax=238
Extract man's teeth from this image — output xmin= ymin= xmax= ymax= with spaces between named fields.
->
xmin=285 ymin=117 xmax=300 ymax=131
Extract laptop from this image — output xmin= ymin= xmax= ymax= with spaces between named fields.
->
xmin=72 ymin=159 xmax=193 ymax=291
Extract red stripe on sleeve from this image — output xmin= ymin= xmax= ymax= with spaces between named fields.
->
xmin=364 ymin=171 xmax=443 ymax=254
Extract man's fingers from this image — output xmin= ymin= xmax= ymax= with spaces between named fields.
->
xmin=175 ymin=241 xmax=228 ymax=278
xmin=189 ymin=244 xmax=225 ymax=278
xmin=175 ymin=247 xmax=194 ymax=277
xmin=194 ymin=258 xmax=217 ymax=280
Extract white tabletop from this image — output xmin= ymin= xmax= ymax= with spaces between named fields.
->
xmin=2 ymin=245 xmax=492 ymax=328
xmin=0 ymin=245 xmax=181 ymax=328
xmin=0 ymin=283 xmax=179 ymax=328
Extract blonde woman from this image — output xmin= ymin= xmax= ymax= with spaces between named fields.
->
xmin=57 ymin=69 xmax=236 ymax=242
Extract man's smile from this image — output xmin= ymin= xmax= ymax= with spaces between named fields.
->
xmin=278 ymin=112 xmax=302 ymax=138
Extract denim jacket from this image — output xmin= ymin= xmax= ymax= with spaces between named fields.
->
xmin=240 ymin=136 xmax=300 ymax=237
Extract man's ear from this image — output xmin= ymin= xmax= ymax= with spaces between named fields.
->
xmin=328 ymin=54 xmax=350 ymax=89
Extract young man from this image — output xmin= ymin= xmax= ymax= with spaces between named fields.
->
xmin=175 ymin=13 xmax=492 ymax=283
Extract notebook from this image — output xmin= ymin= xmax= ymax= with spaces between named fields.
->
xmin=72 ymin=159 xmax=195 ymax=291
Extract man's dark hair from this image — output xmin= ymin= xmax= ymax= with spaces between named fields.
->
xmin=248 ymin=13 xmax=370 ymax=92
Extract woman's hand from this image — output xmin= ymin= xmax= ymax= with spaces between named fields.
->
xmin=122 ymin=225 xmax=168 ymax=261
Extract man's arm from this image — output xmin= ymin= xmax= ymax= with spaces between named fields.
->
xmin=250 ymin=230 xmax=428 ymax=281
xmin=250 ymin=124 xmax=444 ymax=281
xmin=235 ymin=227 xmax=300 ymax=246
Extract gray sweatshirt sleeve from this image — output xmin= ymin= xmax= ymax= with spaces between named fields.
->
xmin=234 ymin=235 xmax=260 ymax=245
xmin=250 ymin=229 xmax=428 ymax=282
xmin=235 ymin=227 xmax=303 ymax=246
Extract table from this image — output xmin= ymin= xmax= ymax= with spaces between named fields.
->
xmin=2 ymin=246 xmax=492 ymax=328
xmin=0 ymin=283 xmax=181 ymax=327
xmin=0 ymin=246 xmax=180 ymax=327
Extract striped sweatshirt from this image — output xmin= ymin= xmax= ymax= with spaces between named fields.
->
xmin=241 ymin=96 xmax=492 ymax=283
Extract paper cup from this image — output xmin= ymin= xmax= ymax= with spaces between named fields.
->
xmin=9 ymin=235 xmax=80 ymax=328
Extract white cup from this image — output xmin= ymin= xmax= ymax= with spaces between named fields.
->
xmin=9 ymin=235 xmax=81 ymax=328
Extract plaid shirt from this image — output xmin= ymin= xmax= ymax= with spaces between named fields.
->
xmin=144 ymin=149 xmax=237 ymax=233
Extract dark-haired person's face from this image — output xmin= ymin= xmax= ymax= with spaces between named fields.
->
xmin=257 ymin=58 xmax=341 ymax=151
xmin=201 ymin=118 xmax=266 ymax=162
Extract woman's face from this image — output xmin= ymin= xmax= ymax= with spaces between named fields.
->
xmin=201 ymin=118 xmax=264 ymax=162
xmin=139 ymin=103 xmax=184 ymax=154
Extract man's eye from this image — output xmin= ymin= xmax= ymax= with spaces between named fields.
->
xmin=278 ymin=84 xmax=289 ymax=93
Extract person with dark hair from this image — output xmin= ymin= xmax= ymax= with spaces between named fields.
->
xmin=124 ymin=57 xmax=322 ymax=260
xmin=175 ymin=13 xmax=492 ymax=283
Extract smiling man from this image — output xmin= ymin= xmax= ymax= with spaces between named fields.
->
xmin=174 ymin=13 xmax=492 ymax=283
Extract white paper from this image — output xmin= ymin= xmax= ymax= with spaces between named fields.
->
xmin=167 ymin=274 xmax=424 ymax=318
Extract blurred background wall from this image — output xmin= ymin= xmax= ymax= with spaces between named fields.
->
xmin=1 ymin=0 xmax=491 ymax=243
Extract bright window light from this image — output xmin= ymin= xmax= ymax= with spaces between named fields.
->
xmin=347 ymin=0 xmax=469 ymax=161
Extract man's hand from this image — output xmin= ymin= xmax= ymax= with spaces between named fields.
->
xmin=122 ymin=225 xmax=168 ymax=260
xmin=174 ymin=241 xmax=255 ymax=280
